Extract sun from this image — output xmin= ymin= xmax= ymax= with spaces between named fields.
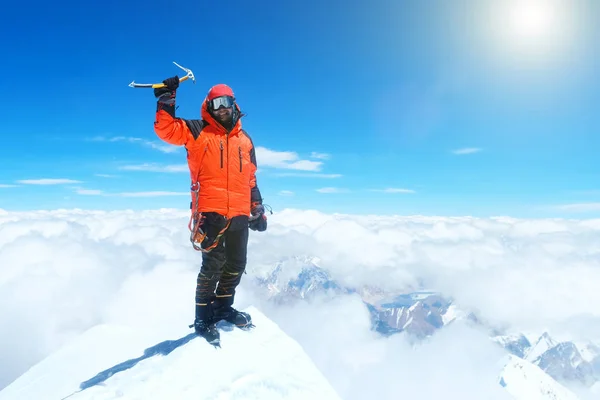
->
xmin=485 ymin=0 xmax=576 ymax=67
xmin=506 ymin=0 xmax=557 ymax=42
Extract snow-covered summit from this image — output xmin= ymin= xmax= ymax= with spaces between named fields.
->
xmin=500 ymin=355 xmax=580 ymax=400
xmin=500 ymin=355 xmax=578 ymax=400
xmin=0 ymin=306 xmax=342 ymax=400
xmin=526 ymin=332 xmax=558 ymax=363
xmin=493 ymin=334 xmax=532 ymax=358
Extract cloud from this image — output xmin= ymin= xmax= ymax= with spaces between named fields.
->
xmin=256 ymin=147 xmax=323 ymax=171
xmin=310 ymin=152 xmax=331 ymax=160
xmin=261 ymin=295 xmax=510 ymax=400
xmin=452 ymin=147 xmax=482 ymax=155
xmin=120 ymin=147 xmax=330 ymax=174
xmin=91 ymin=136 xmax=179 ymax=154
xmin=72 ymin=188 xmax=188 ymax=198
xmin=242 ymin=210 xmax=600 ymax=340
xmin=1 ymin=209 xmax=599 ymax=397
xmin=16 ymin=179 xmax=82 ymax=185
xmin=278 ymin=190 xmax=295 ymax=196
xmin=118 ymin=191 xmax=188 ymax=197
xmin=95 ymin=174 xmax=118 ymax=178
xmin=370 ymin=188 xmax=416 ymax=194
xmin=553 ymin=203 xmax=600 ymax=213
xmin=316 ymin=187 xmax=349 ymax=193
xmin=119 ymin=164 xmax=188 ymax=173
xmin=75 ymin=189 xmax=104 ymax=196
xmin=571 ymin=190 xmax=600 ymax=196
xmin=0 ymin=184 xmax=18 ymax=188
xmin=274 ymin=173 xmax=342 ymax=179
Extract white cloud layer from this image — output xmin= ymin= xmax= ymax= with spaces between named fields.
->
xmin=1 ymin=209 xmax=599 ymax=398
xmin=263 ymin=295 xmax=511 ymax=400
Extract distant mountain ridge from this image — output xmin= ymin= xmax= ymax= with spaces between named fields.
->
xmin=255 ymin=257 xmax=599 ymax=398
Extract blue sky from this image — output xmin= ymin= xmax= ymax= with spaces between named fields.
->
xmin=1 ymin=0 xmax=599 ymax=217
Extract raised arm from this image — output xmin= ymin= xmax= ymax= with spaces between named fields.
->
xmin=153 ymin=76 xmax=193 ymax=146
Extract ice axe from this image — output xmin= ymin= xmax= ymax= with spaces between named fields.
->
xmin=128 ymin=61 xmax=195 ymax=88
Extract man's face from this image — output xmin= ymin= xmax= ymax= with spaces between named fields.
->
xmin=213 ymin=106 xmax=233 ymax=124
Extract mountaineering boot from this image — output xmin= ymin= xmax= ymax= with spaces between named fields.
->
xmin=213 ymin=305 xmax=254 ymax=330
xmin=193 ymin=318 xmax=220 ymax=346
xmin=192 ymin=299 xmax=220 ymax=347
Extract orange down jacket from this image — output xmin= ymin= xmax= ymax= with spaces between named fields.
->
xmin=153 ymin=96 xmax=262 ymax=219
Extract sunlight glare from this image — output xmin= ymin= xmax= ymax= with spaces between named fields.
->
xmin=508 ymin=0 xmax=557 ymax=41
xmin=485 ymin=0 xmax=578 ymax=70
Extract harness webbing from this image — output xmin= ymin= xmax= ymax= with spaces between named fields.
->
xmin=188 ymin=182 xmax=230 ymax=253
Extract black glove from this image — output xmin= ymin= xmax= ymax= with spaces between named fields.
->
xmin=154 ymin=75 xmax=180 ymax=98
xmin=249 ymin=203 xmax=267 ymax=232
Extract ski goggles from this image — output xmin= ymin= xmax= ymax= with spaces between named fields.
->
xmin=209 ymin=95 xmax=235 ymax=110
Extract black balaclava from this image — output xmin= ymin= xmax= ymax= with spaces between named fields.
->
xmin=212 ymin=106 xmax=239 ymax=132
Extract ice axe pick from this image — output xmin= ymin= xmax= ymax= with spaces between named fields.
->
xmin=128 ymin=61 xmax=195 ymax=88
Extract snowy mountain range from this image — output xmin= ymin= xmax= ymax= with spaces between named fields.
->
xmin=253 ymin=256 xmax=599 ymax=399
xmin=0 ymin=278 xmax=587 ymax=400
xmin=255 ymin=256 xmax=349 ymax=302
xmin=1 ymin=255 xmax=594 ymax=399
xmin=0 ymin=303 xmax=582 ymax=400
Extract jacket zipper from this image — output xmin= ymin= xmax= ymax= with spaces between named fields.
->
xmin=220 ymin=140 xmax=223 ymax=168
xmin=226 ymin=134 xmax=229 ymax=216
xmin=238 ymin=146 xmax=242 ymax=172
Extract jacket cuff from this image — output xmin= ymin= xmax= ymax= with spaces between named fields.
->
xmin=251 ymin=187 xmax=262 ymax=204
xmin=156 ymin=92 xmax=176 ymax=118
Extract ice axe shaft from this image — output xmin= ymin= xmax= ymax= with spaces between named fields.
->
xmin=129 ymin=75 xmax=191 ymax=88
xmin=129 ymin=61 xmax=195 ymax=88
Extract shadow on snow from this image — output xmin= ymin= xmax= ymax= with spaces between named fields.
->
xmin=78 ymin=322 xmax=236 ymax=391
xmin=78 ymin=333 xmax=196 ymax=390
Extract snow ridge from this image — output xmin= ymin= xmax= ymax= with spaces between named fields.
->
xmin=0 ymin=307 xmax=342 ymax=400
xmin=500 ymin=355 xmax=580 ymax=400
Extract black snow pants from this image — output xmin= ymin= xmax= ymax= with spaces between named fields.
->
xmin=195 ymin=212 xmax=249 ymax=321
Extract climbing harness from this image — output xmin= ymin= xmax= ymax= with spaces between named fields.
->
xmin=188 ymin=182 xmax=230 ymax=253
